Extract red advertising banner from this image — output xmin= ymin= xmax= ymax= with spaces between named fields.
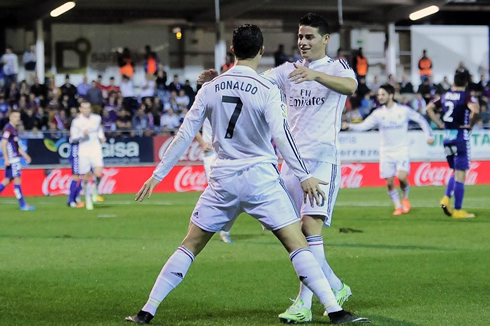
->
xmin=1 ymin=161 xmax=489 ymax=197
xmin=153 ymin=136 xmax=204 ymax=163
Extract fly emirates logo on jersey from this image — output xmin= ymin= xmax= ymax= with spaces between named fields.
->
xmin=289 ymin=88 xmax=326 ymax=107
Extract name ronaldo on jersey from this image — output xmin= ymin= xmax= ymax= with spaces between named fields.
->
xmin=214 ymin=80 xmax=258 ymax=95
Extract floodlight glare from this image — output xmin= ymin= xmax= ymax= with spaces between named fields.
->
xmin=409 ymin=5 xmax=439 ymax=21
xmin=50 ymin=2 xmax=76 ymax=18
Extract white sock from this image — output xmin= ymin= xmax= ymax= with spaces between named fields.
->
xmin=220 ymin=230 xmax=230 ymax=236
xmin=290 ymin=248 xmax=341 ymax=313
xmin=388 ymin=189 xmax=402 ymax=208
xmin=308 ymin=236 xmax=343 ymax=291
xmin=401 ymin=185 xmax=410 ymax=200
xmin=142 ymin=246 xmax=195 ymax=316
xmin=84 ymin=182 xmax=91 ymax=203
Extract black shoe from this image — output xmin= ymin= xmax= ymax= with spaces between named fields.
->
xmin=125 ymin=310 xmax=154 ymax=324
xmin=329 ymin=310 xmax=371 ymax=324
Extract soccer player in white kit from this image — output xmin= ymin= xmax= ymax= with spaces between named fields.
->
xmin=201 ymin=15 xmax=359 ymax=321
xmin=69 ymin=101 xmax=106 ymax=210
xmin=343 ymin=84 xmax=434 ymax=215
xmin=126 ymin=24 xmax=369 ymax=325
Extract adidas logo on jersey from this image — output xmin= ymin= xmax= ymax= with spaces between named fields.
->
xmin=171 ymin=272 xmax=184 ymax=279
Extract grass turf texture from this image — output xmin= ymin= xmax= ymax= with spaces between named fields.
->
xmin=1 ymin=185 xmax=489 ymax=325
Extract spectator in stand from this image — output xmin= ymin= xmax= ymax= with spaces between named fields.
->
xmin=356 ymin=76 xmax=370 ymax=99
xmin=360 ymin=92 xmax=374 ymax=118
xmin=176 ymin=89 xmax=190 ymax=112
xmin=353 ymin=47 xmax=368 ymax=80
xmin=160 ymin=108 xmax=180 ymax=133
xmin=6 ymin=82 xmax=20 ymax=103
xmin=2 ymin=46 xmax=19 ymax=89
xmin=116 ymin=109 xmax=133 ymax=137
xmin=140 ymin=73 xmax=156 ymax=102
xmin=67 ymin=107 xmax=78 ymax=127
xmin=221 ymin=53 xmax=235 ymax=73
xmin=418 ymin=77 xmax=434 ymax=104
xmin=52 ymin=109 xmax=68 ymax=131
xmin=59 ymin=94 xmax=71 ymax=112
xmin=387 ymin=74 xmax=397 ymax=87
xmin=274 ymin=44 xmax=288 ymax=67
xmin=18 ymin=95 xmax=27 ymax=111
xmin=23 ymin=44 xmax=36 ymax=86
xmin=132 ymin=106 xmax=155 ymax=137
xmin=178 ymin=107 xmax=188 ymax=125
xmin=455 ymin=61 xmax=470 ymax=82
xmin=167 ymin=74 xmax=183 ymax=93
xmin=437 ymin=76 xmax=451 ymax=94
xmin=30 ymin=77 xmax=48 ymax=104
xmin=47 ymin=121 xmax=63 ymax=139
xmin=418 ymin=49 xmax=432 ymax=82
xmin=473 ymin=119 xmax=484 ymax=131
xmin=105 ymin=77 xmax=120 ymax=98
xmin=334 ymin=47 xmax=346 ymax=61
xmin=19 ymin=80 xmax=30 ymax=97
xmin=469 ymin=74 xmax=484 ymax=94
xmin=86 ymin=80 xmax=104 ymax=114
xmin=27 ymin=93 xmax=39 ymax=111
xmin=144 ymin=45 xmax=159 ymax=75
xmin=370 ymin=75 xmax=382 ymax=93
xmin=164 ymin=90 xmax=179 ymax=113
xmin=105 ymin=91 xmax=119 ymax=112
xmin=399 ymin=74 xmax=414 ymax=94
xmin=35 ymin=107 xmax=49 ymax=130
xmin=155 ymin=69 xmax=168 ymax=105
xmin=345 ymin=106 xmax=363 ymax=124
xmin=21 ymin=106 xmax=38 ymax=131
xmin=291 ymin=47 xmax=301 ymax=62
xmin=183 ymin=79 xmax=195 ymax=106
xmin=102 ymin=108 xmax=117 ymax=136
xmin=60 ymin=75 xmax=77 ymax=107
xmin=77 ymin=76 xmax=91 ymax=99
xmin=47 ymin=77 xmax=61 ymax=99
xmin=23 ymin=123 xmax=44 ymax=139
xmin=411 ymin=92 xmax=427 ymax=115
xmin=117 ymin=47 xmax=134 ymax=78
xmin=120 ymin=75 xmax=135 ymax=112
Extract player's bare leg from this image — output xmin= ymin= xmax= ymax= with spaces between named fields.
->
xmin=386 ymin=177 xmax=402 ymax=215
xmin=126 ymin=222 xmax=215 ymax=324
xmin=0 ymin=178 xmax=11 ymax=194
xmin=397 ymin=171 xmax=411 ymax=214
xmin=92 ymin=166 xmax=104 ymax=202
xmin=275 ymin=222 xmax=369 ymax=324
xmin=452 ymin=169 xmax=474 ymax=218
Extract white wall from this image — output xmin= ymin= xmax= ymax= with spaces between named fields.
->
xmin=411 ymin=25 xmax=489 ymax=85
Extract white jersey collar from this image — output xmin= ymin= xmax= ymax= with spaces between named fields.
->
xmin=303 ymin=55 xmax=332 ymax=69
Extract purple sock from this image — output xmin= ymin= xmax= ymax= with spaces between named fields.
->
xmin=14 ymin=184 xmax=26 ymax=207
xmin=454 ymin=181 xmax=465 ymax=210
xmin=0 ymin=184 xmax=5 ymax=194
xmin=445 ymin=175 xmax=455 ymax=198
xmin=74 ymin=181 xmax=83 ymax=200
xmin=68 ymin=180 xmax=77 ymax=204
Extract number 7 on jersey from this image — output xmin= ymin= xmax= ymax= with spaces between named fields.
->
xmin=222 ymin=96 xmax=243 ymax=139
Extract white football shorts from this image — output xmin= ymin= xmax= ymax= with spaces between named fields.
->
xmin=78 ymin=152 xmax=104 ymax=175
xmin=281 ymin=160 xmax=341 ymax=227
xmin=190 ymin=163 xmax=300 ymax=233
xmin=379 ymin=153 xmax=410 ymax=179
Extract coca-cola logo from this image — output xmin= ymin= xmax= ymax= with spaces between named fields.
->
xmin=340 ymin=163 xmax=364 ymax=188
xmin=414 ymin=162 xmax=479 ymax=186
xmin=42 ymin=168 xmax=120 ymax=196
xmin=158 ymin=137 xmax=204 ymax=162
xmin=174 ymin=166 xmax=207 ymax=192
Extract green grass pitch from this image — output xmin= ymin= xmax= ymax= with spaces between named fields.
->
xmin=1 ymin=185 xmax=489 ymax=325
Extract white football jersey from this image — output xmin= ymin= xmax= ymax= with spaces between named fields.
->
xmin=153 ymin=65 xmax=311 ymax=182
xmin=261 ymin=56 xmax=356 ymax=164
xmin=70 ymin=114 xmax=104 ymax=156
xmin=202 ymin=118 xmax=212 ymax=144
xmin=349 ymin=103 xmax=433 ymax=156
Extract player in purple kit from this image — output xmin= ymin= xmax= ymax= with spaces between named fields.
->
xmin=0 ymin=110 xmax=36 ymax=210
xmin=426 ymin=72 xmax=480 ymax=218
xmin=67 ymin=140 xmax=84 ymax=208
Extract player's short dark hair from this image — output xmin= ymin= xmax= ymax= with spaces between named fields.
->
xmin=232 ymin=24 xmax=263 ymax=60
xmin=454 ymin=72 xmax=468 ymax=87
xmin=379 ymin=84 xmax=395 ymax=95
xmin=299 ymin=13 xmax=330 ymax=35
